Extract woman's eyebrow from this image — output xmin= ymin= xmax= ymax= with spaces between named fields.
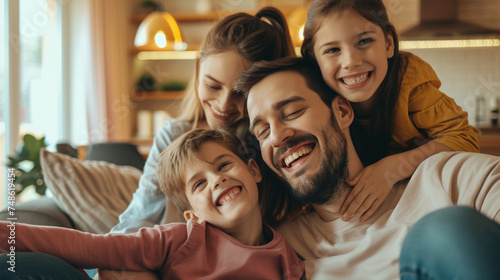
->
xmin=204 ymin=74 xmax=223 ymax=85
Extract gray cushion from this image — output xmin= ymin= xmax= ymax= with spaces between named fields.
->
xmin=0 ymin=196 xmax=74 ymax=228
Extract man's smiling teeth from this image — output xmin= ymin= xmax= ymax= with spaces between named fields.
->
xmin=284 ymin=147 xmax=312 ymax=167
xmin=218 ymin=187 xmax=240 ymax=206
xmin=212 ymin=105 xmax=229 ymax=117
xmin=342 ymin=72 xmax=369 ymax=86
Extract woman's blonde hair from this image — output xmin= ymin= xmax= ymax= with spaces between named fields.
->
xmin=175 ymin=7 xmax=295 ymax=128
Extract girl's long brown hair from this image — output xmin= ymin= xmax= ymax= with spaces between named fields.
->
xmin=302 ymin=0 xmax=406 ymax=165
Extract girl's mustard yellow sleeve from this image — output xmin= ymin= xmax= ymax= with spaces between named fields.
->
xmin=409 ymin=82 xmax=479 ymax=152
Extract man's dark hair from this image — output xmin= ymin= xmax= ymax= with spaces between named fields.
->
xmin=235 ymin=57 xmax=338 ymax=107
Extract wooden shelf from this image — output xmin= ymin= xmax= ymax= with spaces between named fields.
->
xmin=477 ymin=126 xmax=500 ymax=134
xmin=131 ymin=12 xmax=228 ymax=23
xmin=130 ymin=44 xmax=200 ymax=55
xmin=131 ymin=91 xmax=184 ymax=101
xmin=477 ymin=126 xmax=500 ymax=156
xmin=130 ymin=8 xmax=296 ymax=24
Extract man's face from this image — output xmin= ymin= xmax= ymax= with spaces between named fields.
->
xmin=246 ymin=71 xmax=349 ymax=204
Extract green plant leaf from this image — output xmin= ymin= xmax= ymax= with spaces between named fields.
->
xmin=5 ymin=133 xmax=47 ymax=195
xmin=35 ymin=183 xmax=46 ymax=196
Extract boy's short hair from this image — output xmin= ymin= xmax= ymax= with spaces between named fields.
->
xmin=235 ymin=57 xmax=338 ymax=108
xmin=156 ymin=129 xmax=251 ymax=212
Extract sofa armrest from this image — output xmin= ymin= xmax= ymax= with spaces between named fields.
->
xmin=0 ymin=196 xmax=75 ymax=228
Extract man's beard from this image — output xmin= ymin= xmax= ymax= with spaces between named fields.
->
xmin=273 ymin=112 xmax=349 ymax=205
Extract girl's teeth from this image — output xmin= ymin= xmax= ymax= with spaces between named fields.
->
xmin=342 ymin=73 xmax=369 ymax=86
xmin=284 ymin=147 xmax=312 ymax=167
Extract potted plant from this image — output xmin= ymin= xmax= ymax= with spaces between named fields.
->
xmin=6 ymin=134 xmax=47 ymax=195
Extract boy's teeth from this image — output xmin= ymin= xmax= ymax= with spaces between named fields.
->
xmin=218 ymin=188 xmax=240 ymax=206
xmin=342 ymin=73 xmax=369 ymax=85
xmin=284 ymin=147 xmax=312 ymax=167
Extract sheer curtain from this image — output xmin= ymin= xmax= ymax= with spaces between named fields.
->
xmin=66 ymin=0 xmax=131 ymax=145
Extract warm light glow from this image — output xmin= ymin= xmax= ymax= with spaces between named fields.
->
xmin=294 ymin=47 xmax=301 ymax=56
xmin=137 ymin=51 xmax=198 ymax=60
xmin=173 ymin=42 xmax=188 ymax=51
xmin=400 ymin=39 xmax=500 ymax=49
xmin=162 ymin=12 xmax=183 ymax=45
xmin=299 ymin=25 xmax=305 ymax=41
xmin=154 ymin=31 xmax=167 ymax=48
xmin=134 ymin=11 xmax=186 ymax=51
xmin=287 ymin=8 xmax=308 ymax=47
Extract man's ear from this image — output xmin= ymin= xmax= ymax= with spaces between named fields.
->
xmin=386 ymin=33 xmax=395 ymax=59
xmin=247 ymin=159 xmax=262 ymax=183
xmin=331 ymin=96 xmax=354 ymax=129
xmin=183 ymin=210 xmax=200 ymax=222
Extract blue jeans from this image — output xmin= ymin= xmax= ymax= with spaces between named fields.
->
xmin=400 ymin=206 xmax=500 ymax=280
xmin=0 ymin=252 xmax=91 ymax=280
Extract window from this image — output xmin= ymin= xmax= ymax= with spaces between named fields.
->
xmin=1 ymin=0 xmax=63 ymax=207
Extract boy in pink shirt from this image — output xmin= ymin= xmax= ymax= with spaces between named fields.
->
xmin=0 ymin=129 xmax=304 ymax=280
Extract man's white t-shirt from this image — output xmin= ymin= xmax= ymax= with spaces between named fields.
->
xmin=278 ymin=151 xmax=500 ymax=280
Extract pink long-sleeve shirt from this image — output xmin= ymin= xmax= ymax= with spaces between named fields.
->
xmin=1 ymin=219 xmax=304 ymax=279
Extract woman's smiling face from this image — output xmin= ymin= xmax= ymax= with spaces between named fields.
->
xmin=313 ymin=9 xmax=394 ymax=108
xmin=197 ymin=50 xmax=251 ymax=129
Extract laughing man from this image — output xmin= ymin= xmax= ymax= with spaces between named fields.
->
xmin=237 ymin=57 xmax=500 ymax=280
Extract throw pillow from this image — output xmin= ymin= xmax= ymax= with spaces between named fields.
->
xmin=40 ymin=148 xmax=142 ymax=233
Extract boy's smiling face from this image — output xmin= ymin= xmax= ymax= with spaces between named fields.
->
xmin=182 ymin=142 xmax=262 ymax=232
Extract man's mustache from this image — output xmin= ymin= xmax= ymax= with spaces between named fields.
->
xmin=272 ymin=134 xmax=318 ymax=170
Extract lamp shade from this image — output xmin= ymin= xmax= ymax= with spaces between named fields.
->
xmin=134 ymin=11 xmax=187 ymax=51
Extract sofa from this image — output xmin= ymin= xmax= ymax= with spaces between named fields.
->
xmin=0 ymin=144 xmax=146 ymax=233
xmin=0 ymin=196 xmax=74 ymax=228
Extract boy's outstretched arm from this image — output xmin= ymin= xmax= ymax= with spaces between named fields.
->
xmin=340 ymin=142 xmax=451 ymax=221
xmin=0 ymin=222 xmax=183 ymax=271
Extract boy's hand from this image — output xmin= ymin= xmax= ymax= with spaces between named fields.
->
xmin=340 ymin=158 xmax=398 ymax=222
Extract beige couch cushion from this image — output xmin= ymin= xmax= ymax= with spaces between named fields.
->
xmin=40 ymin=149 xmax=141 ymax=233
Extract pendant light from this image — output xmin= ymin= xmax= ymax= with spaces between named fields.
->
xmin=134 ymin=11 xmax=187 ymax=51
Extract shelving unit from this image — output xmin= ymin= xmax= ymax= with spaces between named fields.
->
xmin=128 ymin=6 xmax=302 ymax=143
xmin=131 ymin=12 xmax=226 ymax=23
xmin=131 ymin=91 xmax=184 ymax=101
xmin=129 ymin=11 xmax=209 ymax=143
xmin=131 ymin=8 xmax=296 ymax=24
xmin=477 ymin=126 xmax=500 ymax=156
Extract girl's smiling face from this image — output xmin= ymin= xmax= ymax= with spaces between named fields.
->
xmin=313 ymin=9 xmax=394 ymax=111
xmin=198 ymin=50 xmax=251 ymax=129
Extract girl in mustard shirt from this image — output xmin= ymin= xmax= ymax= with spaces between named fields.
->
xmin=301 ymin=0 xmax=479 ymax=222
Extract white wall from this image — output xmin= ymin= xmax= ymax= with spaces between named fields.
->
xmin=410 ymin=47 xmax=500 ymax=127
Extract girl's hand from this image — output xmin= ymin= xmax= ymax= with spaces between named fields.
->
xmin=340 ymin=143 xmax=451 ymax=222
xmin=340 ymin=157 xmax=399 ymax=222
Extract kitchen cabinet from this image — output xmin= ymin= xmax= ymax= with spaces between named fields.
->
xmin=478 ymin=127 xmax=500 ymax=156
